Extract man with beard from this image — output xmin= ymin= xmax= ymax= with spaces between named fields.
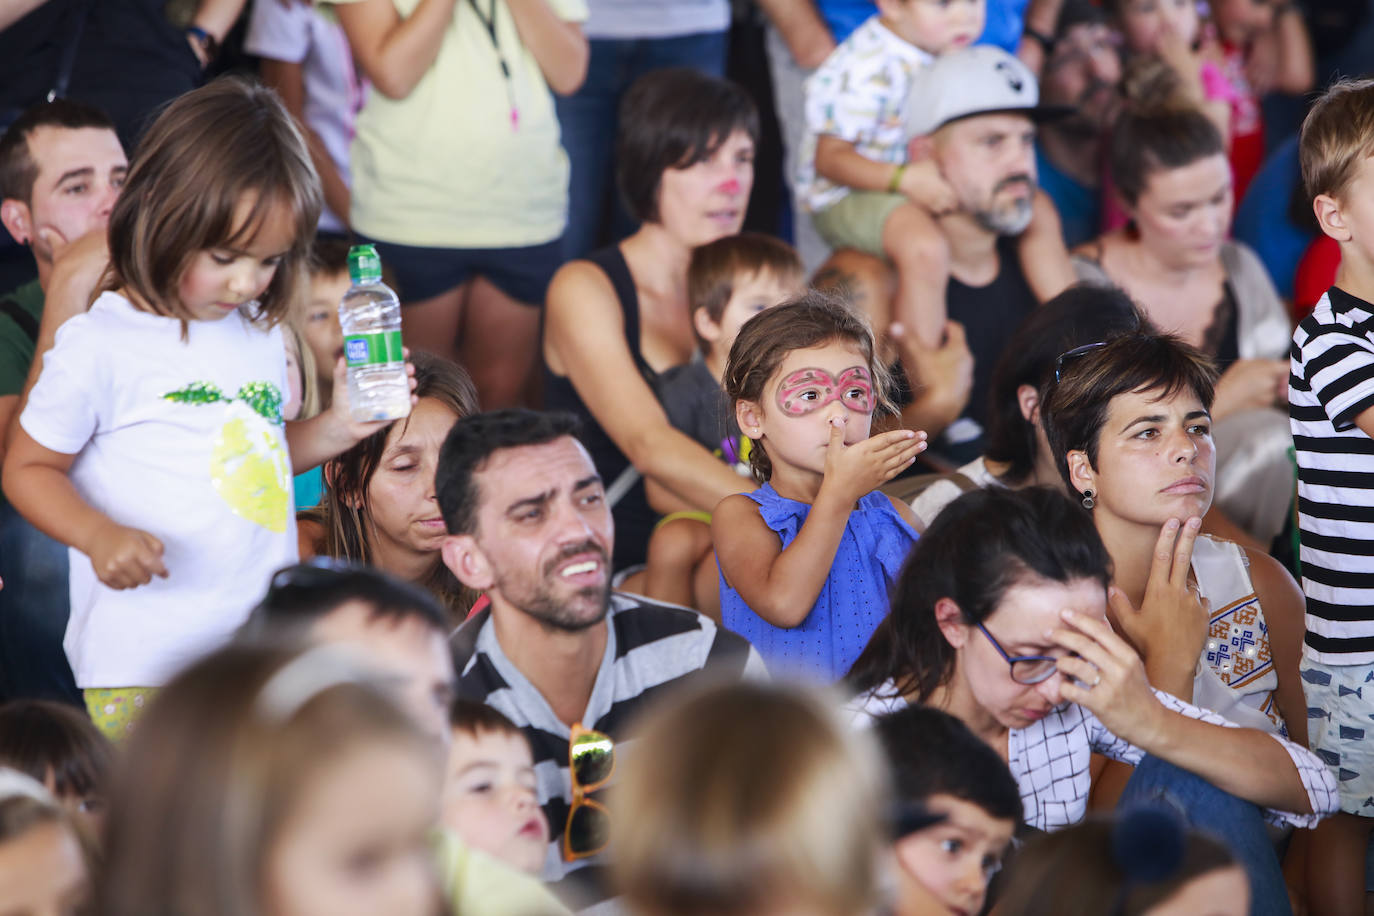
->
xmin=1033 ymin=0 xmax=1123 ymax=247
xmin=438 ymin=408 xmax=765 ymax=905
xmin=899 ymin=46 xmax=1073 ymax=464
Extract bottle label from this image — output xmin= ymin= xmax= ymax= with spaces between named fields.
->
xmin=343 ymin=330 xmax=404 ymax=367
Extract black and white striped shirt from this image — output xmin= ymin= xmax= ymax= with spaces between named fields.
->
xmin=1291 ymin=287 xmax=1374 ymax=663
xmin=451 ymin=592 xmax=767 ymax=904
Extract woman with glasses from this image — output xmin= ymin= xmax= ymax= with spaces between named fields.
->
xmin=847 ymin=486 xmax=1335 ymax=914
xmin=1071 ymin=103 xmax=1293 ymax=548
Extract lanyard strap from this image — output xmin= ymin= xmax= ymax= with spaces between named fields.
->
xmin=466 ymin=0 xmax=520 ymax=129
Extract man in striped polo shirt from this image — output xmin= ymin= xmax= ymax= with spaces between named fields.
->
xmin=437 ymin=409 xmax=766 ymax=906
xmin=1290 ymin=79 xmax=1374 ymax=913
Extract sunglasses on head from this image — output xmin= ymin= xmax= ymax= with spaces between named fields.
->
xmin=564 ymin=723 xmax=614 ymax=861
xmin=1053 ymin=341 xmax=1108 ymax=383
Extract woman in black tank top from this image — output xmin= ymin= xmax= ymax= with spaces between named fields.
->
xmin=543 ymin=69 xmax=760 ymax=572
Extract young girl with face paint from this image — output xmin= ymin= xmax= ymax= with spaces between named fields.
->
xmin=713 ymin=292 xmax=927 ymax=681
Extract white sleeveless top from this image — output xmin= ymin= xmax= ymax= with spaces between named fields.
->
xmin=1192 ymin=536 xmax=1284 ymax=735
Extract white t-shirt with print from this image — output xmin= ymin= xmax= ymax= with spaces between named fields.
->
xmin=798 ymin=14 xmax=932 ymax=214
xmin=21 ymin=292 xmax=297 ymax=687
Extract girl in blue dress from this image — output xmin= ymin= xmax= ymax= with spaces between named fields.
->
xmin=713 ymin=291 xmax=926 ymax=681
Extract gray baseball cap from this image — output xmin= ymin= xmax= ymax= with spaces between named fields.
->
xmin=902 ymin=45 xmax=1073 ymax=138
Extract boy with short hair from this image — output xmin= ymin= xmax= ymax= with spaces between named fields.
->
xmin=1289 ymin=77 xmax=1374 ymax=914
xmin=443 ymin=699 xmax=550 ymax=876
xmin=298 ymin=237 xmax=351 ymax=404
xmin=872 ymin=706 xmax=1021 ymax=916
xmin=644 ymin=233 xmax=806 ymax=614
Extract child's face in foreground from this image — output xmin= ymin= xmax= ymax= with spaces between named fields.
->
xmin=441 ymin=728 xmax=549 ymax=874
xmin=179 ymin=196 xmax=296 ymax=323
xmin=264 ymin=738 xmax=442 ymax=916
xmin=305 ymin=268 xmax=349 ymax=390
xmin=881 ymin=0 xmax=986 ymax=55
xmin=743 ymin=339 xmax=875 ymax=478
xmin=893 ymin=794 xmax=1015 ymax=916
xmin=0 ymin=819 xmax=88 ymax=916
xmin=698 ymin=269 xmax=802 ymax=366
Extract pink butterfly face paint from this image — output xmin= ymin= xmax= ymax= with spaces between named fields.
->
xmin=775 ymin=366 xmax=874 ymax=416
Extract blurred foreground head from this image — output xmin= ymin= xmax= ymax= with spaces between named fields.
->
xmin=611 ymin=681 xmax=889 ymax=916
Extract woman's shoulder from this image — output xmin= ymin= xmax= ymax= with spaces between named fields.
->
xmin=1069 ymin=236 xmax=1119 ymax=284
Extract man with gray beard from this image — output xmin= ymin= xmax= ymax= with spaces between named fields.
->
xmin=437 ymin=408 xmax=765 ymax=907
xmin=900 ymin=46 xmax=1072 ymax=464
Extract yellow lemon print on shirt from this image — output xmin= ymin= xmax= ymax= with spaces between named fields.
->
xmin=164 ymin=381 xmax=290 ymax=533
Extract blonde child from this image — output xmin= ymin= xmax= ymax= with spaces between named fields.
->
xmin=1290 ymin=78 xmax=1374 ymax=916
xmin=799 ymin=1 xmax=1072 ymax=354
xmin=645 ymin=233 xmax=806 ymax=616
xmin=0 ymin=77 xmax=412 ymax=739
xmin=97 ymin=643 xmax=445 ymax=916
xmin=612 ymin=681 xmax=890 ymax=916
xmin=714 ymin=292 xmax=924 ymax=681
xmin=442 ymin=700 xmax=549 ymax=876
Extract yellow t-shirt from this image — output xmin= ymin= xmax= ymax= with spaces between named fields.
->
xmin=431 ymin=829 xmax=572 ymax=915
xmin=332 ymin=0 xmax=588 ymax=248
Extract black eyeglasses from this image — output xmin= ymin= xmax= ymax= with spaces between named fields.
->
xmin=267 ymin=557 xmax=363 ymax=593
xmin=976 ymin=622 xmax=1061 ymax=685
xmin=1053 ymin=341 xmax=1108 ymax=383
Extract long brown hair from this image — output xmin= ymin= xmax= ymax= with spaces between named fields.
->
xmin=103 ymin=76 xmax=321 ymax=332
xmin=308 ymin=353 xmax=479 ymax=621
xmin=723 ymin=290 xmax=890 ymax=484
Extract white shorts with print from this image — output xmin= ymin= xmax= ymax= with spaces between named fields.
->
xmin=1303 ymin=658 xmax=1374 ymax=816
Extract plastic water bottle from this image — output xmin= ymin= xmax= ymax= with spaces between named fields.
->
xmin=339 ymin=244 xmax=411 ymax=422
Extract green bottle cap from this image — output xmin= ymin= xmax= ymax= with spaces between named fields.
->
xmin=347 ymin=244 xmax=382 ymax=282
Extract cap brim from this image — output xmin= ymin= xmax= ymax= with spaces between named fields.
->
xmin=934 ymin=103 xmax=1077 ymax=133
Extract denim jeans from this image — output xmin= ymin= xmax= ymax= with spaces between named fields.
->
xmin=1120 ymin=754 xmax=1292 ymax=916
xmin=555 ymin=30 xmax=728 ymax=262
xmin=0 ymin=500 xmax=79 ymax=705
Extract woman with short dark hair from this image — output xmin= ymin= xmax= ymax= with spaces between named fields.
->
xmin=543 ymin=67 xmax=760 ymax=572
xmin=1072 ymin=103 xmax=1293 ymax=548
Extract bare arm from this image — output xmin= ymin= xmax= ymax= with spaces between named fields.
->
xmin=2 ymin=429 xmax=168 ymax=588
xmin=335 ymin=0 xmax=458 ymax=100
xmin=259 ymin=57 xmax=351 ymax=226
xmin=893 ymin=320 xmax=973 ymax=439
xmin=545 ymin=260 xmax=748 ymax=510
xmin=0 ymin=396 xmax=15 ymax=466
xmin=1016 ymin=0 xmax=1065 ymax=75
xmin=192 ymin=0 xmax=248 ymax=42
xmin=1055 ymin=611 xmax=1318 ymax=815
xmin=1266 ymin=7 xmax=1314 ymax=94
xmin=284 ymin=357 xmax=415 ymax=474
xmin=507 ymin=0 xmax=588 ymax=95
xmin=1016 ymin=190 xmax=1076 ymax=303
xmin=712 ymin=421 xmax=925 ymax=627
xmin=0 ymin=0 xmax=50 ymax=31
xmin=755 ymin=0 xmax=835 ymax=69
xmin=1246 ymin=546 xmax=1310 ymax=748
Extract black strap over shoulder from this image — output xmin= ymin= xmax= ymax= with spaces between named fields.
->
xmin=0 ymin=297 xmax=38 ymax=343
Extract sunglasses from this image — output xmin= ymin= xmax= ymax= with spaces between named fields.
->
xmin=1053 ymin=341 xmax=1108 ymax=383
xmin=564 ymin=723 xmax=614 ymax=861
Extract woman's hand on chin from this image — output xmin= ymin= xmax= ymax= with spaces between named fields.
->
xmin=1051 ymin=610 xmax=1169 ymax=748
xmin=1211 ymin=358 xmax=1288 ymax=419
xmin=1107 ymin=517 xmax=1208 ymax=698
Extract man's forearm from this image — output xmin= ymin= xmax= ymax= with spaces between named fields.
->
xmin=756 ymin=0 xmax=835 ymax=68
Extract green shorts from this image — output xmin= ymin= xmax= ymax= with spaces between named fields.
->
xmin=811 ymin=190 xmax=907 ymax=258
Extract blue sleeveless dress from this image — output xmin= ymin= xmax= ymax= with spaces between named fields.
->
xmin=720 ymin=483 xmax=918 ymax=682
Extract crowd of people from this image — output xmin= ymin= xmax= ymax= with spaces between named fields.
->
xmin=1 ymin=0 xmax=1374 ymax=913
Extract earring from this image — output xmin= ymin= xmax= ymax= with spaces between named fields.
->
xmin=1081 ymin=489 xmax=1095 ymax=510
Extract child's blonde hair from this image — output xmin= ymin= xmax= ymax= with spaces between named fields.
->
xmin=96 ymin=643 xmax=435 ymax=916
xmin=723 ymin=291 xmax=891 ymax=483
xmin=1300 ymin=78 xmax=1374 ymax=204
xmin=612 ymin=681 xmax=889 ymax=916
xmin=103 ymin=76 xmax=321 ymax=332
xmin=688 ymin=233 xmax=805 ymax=354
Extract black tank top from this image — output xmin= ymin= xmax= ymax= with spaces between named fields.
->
xmin=941 ymin=236 xmax=1038 ymax=463
xmin=544 ymin=246 xmax=658 ymax=572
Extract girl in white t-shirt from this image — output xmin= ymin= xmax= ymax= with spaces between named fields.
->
xmin=2 ymin=77 xmax=412 ymax=738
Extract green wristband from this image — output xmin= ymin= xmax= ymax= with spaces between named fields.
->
xmin=888 ymin=163 xmax=907 ymax=194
